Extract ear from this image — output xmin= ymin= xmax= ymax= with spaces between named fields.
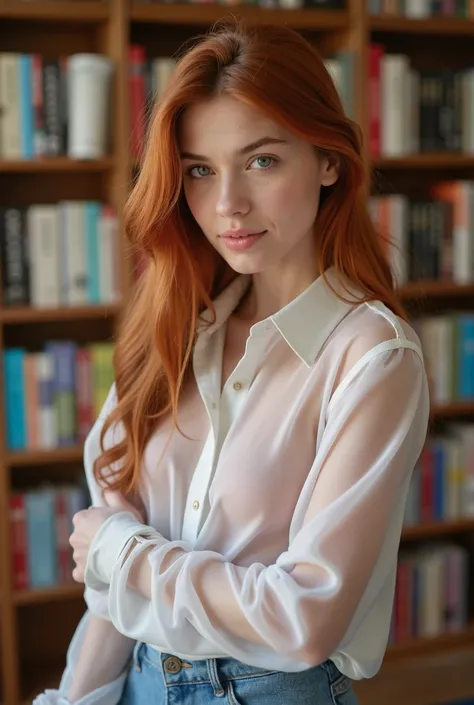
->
xmin=320 ymin=152 xmax=340 ymax=187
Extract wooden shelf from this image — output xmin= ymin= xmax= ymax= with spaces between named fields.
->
xmin=399 ymin=281 xmax=474 ymax=299
xmin=7 ymin=446 xmax=83 ymax=468
xmin=0 ymin=1 xmax=108 ymax=22
xmin=0 ymin=157 xmax=114 ymax=173
xmin=402 ymin=519 xmax=474 ymax=540
xmin=430 ymin=402 xmax=474 ymax=419
xmin=131 ymin=3 xmax=349 ymax=30
xmin=1 ymin=304 xmax=120 ymax=324
xmin=373 ymin=154 xmax=474 ymax=169
xmin=385 ymin=621 xmax=474 ymax=661
xmin=370 ymin=15 xmax=474 ymax=36
xmin=14 ymin=583 xmax=84 ymax=606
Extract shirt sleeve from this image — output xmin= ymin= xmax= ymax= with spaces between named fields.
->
xmin=33 ymin=385 xmax=132 ymax=705
xmin=91 ymin=342 xmax=430 ymax=670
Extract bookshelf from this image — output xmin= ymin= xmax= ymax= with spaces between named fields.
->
xmin=0 ymin=1 xmax=473 ymax=704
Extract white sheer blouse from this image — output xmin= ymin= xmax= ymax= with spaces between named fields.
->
xmin=34 ymin=267 xmax=430 ymax=705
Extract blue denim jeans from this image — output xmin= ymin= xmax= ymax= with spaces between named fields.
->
xmin=118 ymin=642 xmax=359 ymax=705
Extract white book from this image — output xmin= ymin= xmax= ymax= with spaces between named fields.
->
xmin=381 ymin=54 xmax=411 ymax=157
xmin=153 ymin=57 xmax=177 ymax=100
xmin=389 ymin=194 xmax=409 ymax=286
xmin=453 ymin=182 xmax=474 ymax=284
xmin=405 ymin=0 xmax=430 ymax=17
xmin=324 ymin=59 xmax=343 ymax=103
xmin=462 ymin=69 xmax=474 ymax=154
xmin=36 ymin=351 xmax=57 ymax=448
xmin=418 ymin=549 xmax=445 ymax=637
xmin=27 ymin=204 xmax=61 ymax=307
xmin=59 ymin=201 xmax=88 ymax=305
xmin=98 ymin=206 xmax=120 ymax=304
xmin=0 ymin=53 xmax=21 ymax=159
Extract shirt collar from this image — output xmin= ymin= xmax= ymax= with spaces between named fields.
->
xmin=197 ymin=267 xmax=364 ymax=367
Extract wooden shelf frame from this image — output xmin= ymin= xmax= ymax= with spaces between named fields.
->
xmin=0 ymin=0 xmax=109 ymax=22
xmin=0 ymin=157 xmax=114 ymax=173
xmin=131 ymin=2 xmax=349 ymax=29
xmin=370 ymin=14 xmax=474 ymax=36
xmin=1 ymin=2 xmax=474 ymax=705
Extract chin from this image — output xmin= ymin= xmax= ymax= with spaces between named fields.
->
xmin=223 ymin=256 xmax=267 ymax=276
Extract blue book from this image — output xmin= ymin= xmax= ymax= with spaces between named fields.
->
xmin=3 ymin=348 xmax=26 ymax=450
xmin=26 ymin=488 xmax=57 ymax=587
xmin=85 ymin=201 xmax=101 ymax=304
xmin=457 ymin=315 xmax=474 ymax=399
xmin=45 ymin=340 xmax=77 ymax=446
xmin=19 ymin=54 xmax=34 ymax=159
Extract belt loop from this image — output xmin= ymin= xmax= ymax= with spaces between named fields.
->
xmin=207 ymin=658 xmax=225 ymax=697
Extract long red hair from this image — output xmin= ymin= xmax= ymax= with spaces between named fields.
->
xmin=95 ymin=19 xmax=406 ymax=496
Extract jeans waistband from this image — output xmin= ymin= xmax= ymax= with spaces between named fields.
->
xmin=134 ymin=642 xmax=342 ymax=688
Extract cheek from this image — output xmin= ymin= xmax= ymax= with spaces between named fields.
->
xmin=266 ymin=177 xmax=320 ymax=231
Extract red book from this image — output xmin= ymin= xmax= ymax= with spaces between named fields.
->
xmin=368 ymin=44 xmax=384 ymax=158
xmin=10 ymin=493 xmax=29 ymax=590
xmin=129 ymin=45 xmax=146 ymax=160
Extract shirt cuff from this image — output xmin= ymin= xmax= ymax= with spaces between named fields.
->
xmin=85 ymin=512 xmax=162 ymax=591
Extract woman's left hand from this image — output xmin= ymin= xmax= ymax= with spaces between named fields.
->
xmin=70 ymin=494 xmax=144 ymax=583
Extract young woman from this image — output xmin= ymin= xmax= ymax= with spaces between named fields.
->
xmin=34 ymin=19 xmax=429 ymax=705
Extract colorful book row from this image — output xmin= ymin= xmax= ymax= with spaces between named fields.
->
xmin=404 ymin=425 xmax=474 ymax=526
xmin=0 ymin=202 xmax=120 ymax=308
xmin=413 ymin=314 xmax=474 ymax=404
xmin=389 ymin=542 xmax=469 ymax=644
xmin=10 ymin=483 xmax=89 ymax=590
xmin=3 ymin=341 xmax=114 ymax=451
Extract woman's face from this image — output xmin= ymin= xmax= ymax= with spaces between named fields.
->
xmin=179 ymin=94 xmax=338 ymax=279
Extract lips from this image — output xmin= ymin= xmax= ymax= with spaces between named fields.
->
xmin=220 ymin=229 xmax=266 ymax=239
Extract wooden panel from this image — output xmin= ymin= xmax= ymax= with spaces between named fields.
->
xmin=0 ymin=172 xmax=111 ymax=206
xmin=18 ymin=600 xmax=85 ymax=673
xmin=0 ymin=19 xmax=100 ymax=56
xmin=0 ymin=1 xmax=108 ymax=22
xmin=354 ymin=647 xmax=474 ymax=705
xmin=1 ymin=304 xmax=119 ymax=324
xmin=0 ymin=157 xmax=114 ymax=173
xmin=131 ymin=3 xmax=349 ymax=30
xmin=370 ymin=15 xmax=474 ymax=36
xmin=15 ymin=584 xmax=84 ymax=606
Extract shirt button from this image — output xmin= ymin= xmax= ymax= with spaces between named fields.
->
xmin=233 ymin=382 xmax=242 ymax=391
xmin=192 ymin=500 xmax=200 ymax=510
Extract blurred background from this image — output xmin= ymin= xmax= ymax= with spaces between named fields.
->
xmin=0 ymin=0 xmax=474 ymax=703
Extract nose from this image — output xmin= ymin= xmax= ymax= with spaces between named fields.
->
xmin=216 ymin=175 xmax=251 ymax=218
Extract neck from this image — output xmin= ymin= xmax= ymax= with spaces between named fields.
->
xmin=235 ymin=231 xmax=320 ymax=323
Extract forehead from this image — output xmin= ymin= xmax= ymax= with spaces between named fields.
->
xmin=179 ymin=94 xmax=292 ymax=153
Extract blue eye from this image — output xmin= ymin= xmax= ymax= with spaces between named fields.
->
xmin=189 ymin=165 xmax=211 ymax=179
xmin=251 ymin=156 xmax=275 ymax=169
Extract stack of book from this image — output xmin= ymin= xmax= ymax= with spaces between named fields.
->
xmin=0 ymin=202 xmax=120 ymax=308
xmin=0 ymin=52 xmax=112 ymax=160
xmin=368 ymin=46 xmax=474 ymax=157
xmin=369 ymin=183 xmax=474 ymax=287
xmin=3 ymin=341 xmax=115 ymax=451
xmin=413 ymin=314 xmax=474 ymax=404
xmin=369 ymin=0 xmax=474 ymax=18
xmin=10 ymin=482 xmax=89 ymax=591
xmin=389 ymin=542 xmax=469 ymax=645
xmin=404 ymin=425 xmax=474 ymax=525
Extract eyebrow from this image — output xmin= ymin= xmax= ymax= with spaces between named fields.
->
xmin=180 ymin=136 xmax=289 ymax=162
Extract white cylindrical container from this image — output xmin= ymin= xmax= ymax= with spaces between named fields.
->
xmin=67 ymin=53 xmax=114 ymax=160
